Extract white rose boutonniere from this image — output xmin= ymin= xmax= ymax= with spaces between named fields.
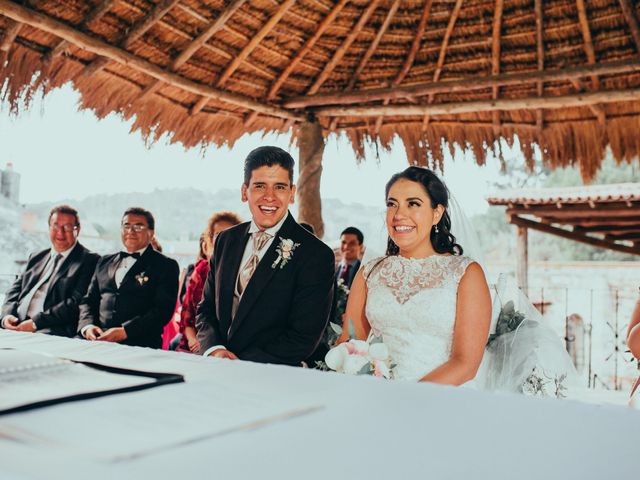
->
xmin=272 ymin=237 xmax=300 ymax=269
xmin=135 ymin=271 xmax=149 ymax=286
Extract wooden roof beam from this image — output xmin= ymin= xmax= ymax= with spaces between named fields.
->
xmin=328 ymin=0 xmax=400 ymax=132
xmin=266 ymin=0 xmax=349 ymax=102
xmin=491 ymin=0 xmax=504 ymax=135
xmin=0 ymin=18 xmax=20 ymax=65
xmin=193 ymin=0 xmax=295 ymax=116
xmin=0 ymin=0 xmax=302 ymax=121
xmin=535 ymin=0 xmax=544 ymax=131
xmin=375 ymin=0 xmax=434 ymax=134
xmin=81 ymin=0 xmax=183 ymax=78
xmin=307 ymin=0 xmax=383 ymax=97
xmin=422 ymin=0 xmax=465 ymax=130
xmin=575 ymin=0 xmax=605 ymax=125
xmin=136 ymin=0 xmax=247 ymax=106
xmin=314 ymin=87 xmax=640 ymax=117
xmin=618 ymin=0 xmax=640 ymax=54
xmin=43 ymin=0 xmax=116 ymax=64
xmin=283 ymin=58 xmax=640 ymax=108
xmin=510 ymin=215 xmax=640 ymax=256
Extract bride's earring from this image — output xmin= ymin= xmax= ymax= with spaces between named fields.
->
xmin=434 ymin=224 xmax=439 ymax=233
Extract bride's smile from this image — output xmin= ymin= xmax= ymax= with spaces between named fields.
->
xmin=386 ymin=178 xmax=444 ymax=259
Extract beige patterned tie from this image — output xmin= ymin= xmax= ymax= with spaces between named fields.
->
xmin=237 ymin=231 xmax=271 ymax=295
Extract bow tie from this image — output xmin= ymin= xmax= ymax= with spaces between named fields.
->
xmin=120 ymin=251 xmax=141 ymax=260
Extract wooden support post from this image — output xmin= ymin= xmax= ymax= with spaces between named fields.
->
xmin=297 ymin=120 xmax=325 ymax=238
xmin=516 ymin=225 xmax=528 ymax=294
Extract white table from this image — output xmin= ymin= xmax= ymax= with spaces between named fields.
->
xmin=0 ymin=330 xmax=637 ymax=479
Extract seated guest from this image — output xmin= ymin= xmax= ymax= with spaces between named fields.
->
xmin=335 ymin=226 xmax=364 ymax=289
xmin=178 ymin=211 xmax=241 ymax=353
xmin=78 ymin=207 xmax=179 ymax=348
xmin=1 ymin=205 xmax=99 ymax=337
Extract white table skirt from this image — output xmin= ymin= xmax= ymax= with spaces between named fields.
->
xmin=0 ymin=330 xmax=637 ymax=479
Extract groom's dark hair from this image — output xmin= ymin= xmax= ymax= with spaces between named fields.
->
xmin=243 ymin=146 xmax=295 ymax=186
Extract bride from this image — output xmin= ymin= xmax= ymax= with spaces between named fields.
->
xmin=341 ymin=166 xmax=492 ymax=385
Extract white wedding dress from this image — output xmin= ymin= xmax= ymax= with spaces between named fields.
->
xmin=364 ymin=254 xmax=475 ymax=382
xmin=363 ymin=254 xmax=579 ymax=397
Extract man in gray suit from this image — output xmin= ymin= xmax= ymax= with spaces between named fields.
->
xmin=1 ymin=205 xmax=99 ymax=337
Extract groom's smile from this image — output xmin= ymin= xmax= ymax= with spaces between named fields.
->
xmin=242 ymin=165 xmax=296 ymax=230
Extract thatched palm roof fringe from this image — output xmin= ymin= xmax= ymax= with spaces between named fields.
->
xmin=1 ymin=0 xmax=640 ymax=180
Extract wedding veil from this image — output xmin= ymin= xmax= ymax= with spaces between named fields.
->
xmin=447 ymin=190 xmax=579 ymax=397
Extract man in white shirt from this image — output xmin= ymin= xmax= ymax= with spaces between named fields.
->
xmin=78 ymin=208 xmax=179 ymax=348
xmin=196 ymin=146 xmax=335 ymax=365
xmin=1 ymin=205 xmax=99 ymax=337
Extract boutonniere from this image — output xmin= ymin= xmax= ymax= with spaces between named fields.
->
xmin=135 ymin=271 xmax=149 ymax=286
xmin=271 ymin=237 xmax=300 ymax=269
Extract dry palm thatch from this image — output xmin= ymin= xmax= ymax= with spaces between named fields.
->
xmin=1 ymin=0 xmax=640 ymax=180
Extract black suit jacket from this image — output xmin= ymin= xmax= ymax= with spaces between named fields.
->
xmin=334 ymin=259 xmax=361 ymax=289
xmin=196 ymin=213 xmax=335 ymax=366
xmin=78 ymin=245 xmax=179 ymax=348
xmin=1 ymin=243 xmax=99 ymax=337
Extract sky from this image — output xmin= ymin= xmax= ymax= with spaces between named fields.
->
xmin=0 ymin=84 xmax=504 ymax=215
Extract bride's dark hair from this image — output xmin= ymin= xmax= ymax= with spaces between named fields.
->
xmin=385 ymin=166 xmax=463 ymax=256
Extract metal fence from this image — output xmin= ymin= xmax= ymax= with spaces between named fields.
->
xmin=525 ymin=285 xmax=639 ymax=391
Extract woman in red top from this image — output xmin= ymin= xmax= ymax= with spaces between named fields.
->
xmin=178 ymin=211 xmax=242 ymax=353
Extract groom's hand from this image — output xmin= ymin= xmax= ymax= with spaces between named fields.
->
xmin=210 ymin=349 xmax=238 ymax=360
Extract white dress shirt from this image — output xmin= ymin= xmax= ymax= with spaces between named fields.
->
xmin=22 ymin=243 xmax=76 ymax=322
xmin=204 ymin=213 xmax=289 ymax=357
xmin=81 ymin=245 xmax=148 ymax=336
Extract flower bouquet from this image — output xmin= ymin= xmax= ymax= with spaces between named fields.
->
xmin=323 ymin=334 xmax=394 ymax=379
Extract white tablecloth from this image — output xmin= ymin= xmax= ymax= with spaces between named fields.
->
xmin=0 ymin=330 xmax=637 ymax=479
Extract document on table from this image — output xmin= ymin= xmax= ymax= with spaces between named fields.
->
xmin=0 ymin=349 xmax=183 ymax=415
xmin=0 ymin=379 xmax=322 ymax=462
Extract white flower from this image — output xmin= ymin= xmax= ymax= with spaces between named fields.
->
xmin=369 ymin=343 xmax=389 ymax=361
xmin=348 ymin=339 xmax=369 ymax=354
xmin=325 ymin=344 xmax=348 ymax=371
xmin=271 ymin=237 xmax=300 ymax=269
xmin=342 ymin=354 xmax=369 ymax=375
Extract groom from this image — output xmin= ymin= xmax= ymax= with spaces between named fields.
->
xmin=196 ymin=146 xmax=335 ymax=365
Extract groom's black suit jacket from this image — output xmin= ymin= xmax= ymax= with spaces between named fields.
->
xmin=196 ymin=213 xmax=335 ymax=365
xmin=78 ymin=245 xmax=179 ymax=348
xmin=1 ymin=243 xmax=99 ymax=337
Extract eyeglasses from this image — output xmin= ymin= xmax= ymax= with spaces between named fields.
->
xmin=122 ymin=223 xmax=148 ymax=233
xmin=49 ymin=224 xmax=78 ymax=233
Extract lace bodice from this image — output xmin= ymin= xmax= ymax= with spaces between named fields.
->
xmin=364 ymin=255 xmax=474 ymax=381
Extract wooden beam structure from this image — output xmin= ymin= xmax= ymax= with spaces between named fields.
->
xmin=0 ymin=0 xmax=302 ymax=121
xmin=575 ymin=0 xmax=606 ymax=124
xmin=516 ymin=225 xmax=528 ymax=292
xmin=510 ymin=215 xmax=640 ymax=256
xmin=491 ymin=0 xmax=504 ymax=134
xmin=314 ymin=87 xmax=640 ymax=117
xmin=306 ymin=0 xmax=382 ymax=96
xmin=80 ymin=0 xmax=183 ymax=78
xmin=328 ymin=0 xmax=400 ymax=132
xmin=618 ymin=0 xmax=640 ymax=53
xmin=192 ymin=0 xmax=295 ymax=115
xmin=422 ymin=0 xmax=464 ymax=130
xmin=266 ymin=0 xmax=350 ymax=101
xmin=43 ymin=0 xmax=116 ymax=64
xmin=0 ymin=18 xmax=20 ymax=65
xmin=374 ymin=0 xmax=434 ymax=134
xmin=297 ymin=120 xmax=326 ymax=238
xmin=137 ymin=0 xmax=247 ymax=109
xmin=535 ymin=0 xmax=544 ymax=131
xmin=283 ymin=58 xmax=640 ymax=109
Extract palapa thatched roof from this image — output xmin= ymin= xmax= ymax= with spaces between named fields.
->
xmin=1 ymin=0 xmax=640 ymax=179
